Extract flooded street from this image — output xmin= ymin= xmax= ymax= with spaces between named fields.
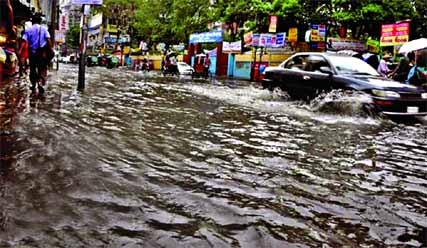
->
xmin=0 ymin=65 xmax=426 ymax=247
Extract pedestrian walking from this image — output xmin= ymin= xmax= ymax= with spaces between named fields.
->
xmin=17 ymin=30 xmax=29 ymax=77
xmin=23 ymin=13 xmax=52 ymax=95
xmin=203 ymin=54 xmax=211 ymax=78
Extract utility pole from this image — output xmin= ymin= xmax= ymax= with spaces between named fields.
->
xmin=78 ymin=5 xmax=89 ymax=91
xmin=50 ymin=0 xmax=57 ymax=69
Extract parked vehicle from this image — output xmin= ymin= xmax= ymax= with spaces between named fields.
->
xmin=177 ymin=62 xmax=194 ymax=75
xmin=262 ymin=52 xmax=427 ymax=116
xmin=192 ymin=54 xmax=209 ymax=78
xmin=106 ymin=54 xmax=119 ymax=69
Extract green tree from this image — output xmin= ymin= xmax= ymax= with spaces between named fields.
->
xmin=65 ymin=25 xmax=80 ymax=49
xmin=97 ymin=0 xmax=426 ymax=46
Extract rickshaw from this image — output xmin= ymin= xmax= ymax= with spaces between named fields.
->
xmin=193 ymin=54 xmax=208 ymax=79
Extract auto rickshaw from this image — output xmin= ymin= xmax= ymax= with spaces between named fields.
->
xmin=193 ymin=54 xmax=209 ymax=79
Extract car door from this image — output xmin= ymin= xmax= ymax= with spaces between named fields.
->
xmin=301 ymin=55 xmax=334 ymax=98
xmin=280 ymin=55 xmax=308 ymax=96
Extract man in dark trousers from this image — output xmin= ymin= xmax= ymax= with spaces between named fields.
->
xmin=23 ymin=13 xmax=52 ymax=95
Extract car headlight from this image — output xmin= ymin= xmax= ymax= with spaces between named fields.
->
xmin=372 ymin=89 xmax=400 ymax=98
xmin=422 ymin=93 xmax=427 ymax=99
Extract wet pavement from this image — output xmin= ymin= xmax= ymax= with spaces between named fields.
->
xmin=0 ymin=64 xmax=426 ymax=247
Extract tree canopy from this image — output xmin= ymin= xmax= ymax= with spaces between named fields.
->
xmin=96 ymin=0 xmax=426 ymax=45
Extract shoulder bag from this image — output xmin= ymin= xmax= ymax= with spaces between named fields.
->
xmin=35 ymin=26 xmax=54 ymax=65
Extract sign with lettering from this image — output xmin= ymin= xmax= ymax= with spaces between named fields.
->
xmin=328 ymin=37 xmax=366 ymax=51
xmin=268 ymin=15 xmax=277 ymax=33
xmin=72 ymin=0 xmax=102 ymax=5
xmin=189 ymin=31 xmax=223 ymax=44
xmin=288 ymin=28 xmax=298 ymax=42
xmin=311 ymin=24 xmax=326 ymax=42
xmin=380 ymin=22 xmax=410 ymax=46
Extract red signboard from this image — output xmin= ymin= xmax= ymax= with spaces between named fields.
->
xmin=380 ymin=22 xmax=410 ymax=46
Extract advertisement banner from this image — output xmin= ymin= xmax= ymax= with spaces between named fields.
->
xmin=259 ymin=34 xmax=271 ymax=47
xmin=274 ymin=32 xmax=286 ymax=47
xmin=189 ymin=31 xmax=223 ymax=44
xmin=55 ymin=30 xmax=65 ymax=43
xmin=328 ymin=38 xmax=366 ymax=51
xmin=252 ymin=33 xmax=260 ymax=47
xmin=268 ymin=15 xmax=277 ymax=33
xmin=311 ymin=24 xmax=326 ymax=42
xmin=288 ymin=28 xmax=298 ymax=42
xmin=59 ymin=15 xmax=68 ymax=31
xmin=380 ymin=22 xmax=409 ymax=46
xmin=106 ymin=24 xmax=118 ymax=33
xmin=244 ymin=32 xmax=253 ymax=47
xmin=223 ymin=41 xmax=242 ymax=53
xmin=72 ymin=0 xmax=102 ymax=4
xmin=89 ymin=13 xmax=103 ymax=29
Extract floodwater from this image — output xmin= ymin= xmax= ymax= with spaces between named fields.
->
xmin=0 ymin=65 xmax=426 ymax=247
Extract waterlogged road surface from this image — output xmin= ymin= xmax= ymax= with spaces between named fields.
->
xmin=0 ymin=65 xmax=426 ymax=247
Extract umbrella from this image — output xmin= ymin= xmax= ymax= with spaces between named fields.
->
xmin=398 ymin=38 xmax=427 ymax=54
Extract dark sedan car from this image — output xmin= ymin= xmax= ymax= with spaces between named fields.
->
xmin=262 ymin=52 xmax=427 ymax=116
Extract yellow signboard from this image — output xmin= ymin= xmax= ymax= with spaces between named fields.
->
xmin=106 ymin=24 xmax=118 ymax=33
xmin=288 ymin=28 xmax=298 ymax=42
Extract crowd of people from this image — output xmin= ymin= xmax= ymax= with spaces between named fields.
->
xmin=376 ymin=49 xmax=427 ymax=86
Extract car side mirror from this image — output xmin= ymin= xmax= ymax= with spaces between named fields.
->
xmin=320 ymin=66 xmax=333 ymax=75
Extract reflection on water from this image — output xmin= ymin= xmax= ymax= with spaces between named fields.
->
xmin=0 ymin=65 xmax=426 ymax=247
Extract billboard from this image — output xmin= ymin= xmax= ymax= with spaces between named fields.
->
xmin=268 ymin=15 xmax=277 ymax=33
xmin=380 ymin=22 xmax=409 ymax=46
xmin=189 ymin=31 xmax=223 ymax=44
xmin=311 ymin=24 xmax=326 ymax=42
xmin=288 ymin=28 xmax=298 ymax=42
xmin=72 ymin=0 xmax=102 ymax=4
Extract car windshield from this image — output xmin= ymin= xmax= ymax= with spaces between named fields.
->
xmin=329 ymin=56 xmax=380 ymax=76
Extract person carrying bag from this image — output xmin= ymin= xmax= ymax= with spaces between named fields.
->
xmin=22 ymin=12 xmax=53 ymax=95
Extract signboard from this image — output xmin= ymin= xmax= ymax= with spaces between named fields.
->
xmin=189 ymin=31 xmax=223 ymax=44
xmin=59 ymin=15 xmax=68 ymax=31
xmin=259 ymin=33 xmax=271 ymax=47
xmin=380 ymin=22 xmax=409 ymax=46
xmin=268 ymin=15 xmax=277 ymax=33
xmin=328 ymin=37 xmax=366 ymax=51
xmin=89 ymin=13 xmax=102 ymax=29
xmin=223 ymin=41 xmax=242 ymax=53
xmin=288 ymin=28 xmax=298 ymax=42
xmin=244 ymin=32 xmax=253 ymax=47
xmin=273 ymin=32 xmax=286 ymax=47
xmin=106 ymin=24 xmax=118 ymax=33
xmin=72 ymin=0 xmax=102 ymax=4
xmin=55 ymin=30 xmax=65 ymax=43
xmin=311 ymin=24 xmax=326 ymax=42
xmin=252 ymin=33 xmax=260 ymax=46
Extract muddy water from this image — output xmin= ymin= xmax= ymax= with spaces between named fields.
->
xmin=0 ymin=65 xmax=426 ymax=247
